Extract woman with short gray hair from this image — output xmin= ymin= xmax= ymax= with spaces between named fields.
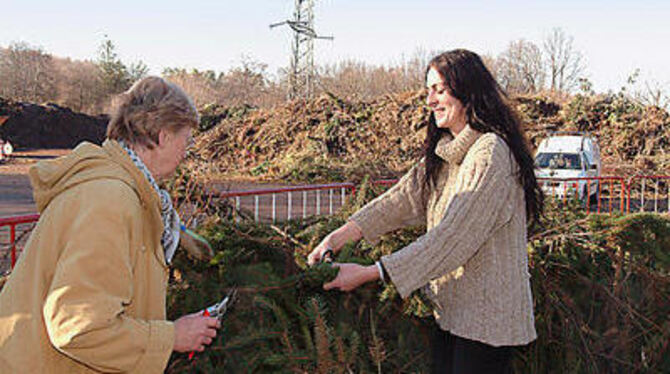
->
xmin=0 ymin=76 xmax=217 ymax=373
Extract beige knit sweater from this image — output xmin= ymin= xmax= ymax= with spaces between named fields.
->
xmin=350 ymin=125 xmax=536 ymax=347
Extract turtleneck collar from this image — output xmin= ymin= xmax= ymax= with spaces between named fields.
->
xmin=434 ymin=124 xmax=482 ymax=165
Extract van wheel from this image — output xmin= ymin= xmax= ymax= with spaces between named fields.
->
xmin=587 ymin=186 xmax=599 ymax=206
xmin=582 ymin=186 xmax=595 ymax=206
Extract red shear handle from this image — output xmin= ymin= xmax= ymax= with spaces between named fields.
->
xmin=188 ymin=309 xmax=211 ymax=360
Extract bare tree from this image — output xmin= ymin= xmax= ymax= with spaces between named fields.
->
xmin=163 ymin=68 xmax=219 ymax=108
xmin=0 ymin=42 xmax=56 ymax=103
xmin=217 ymin=56 xmax=272 ymax=106
xmin=163 ymin=56 xmax=284 ymax=108
xmin=480 ymin=53 xmax=500 ymax=80
xmin=316 ymin=49 xmax=428 ymax=101
xmin=543 ymin=28 xmax=585 ymax=93
xmin=53 ymin=57 xmax=106 ymax=113
xmin=635 ymin=79 xmax=670 ymax=110
xmin=496 ymin=39 xmax=546 ymax=94
xmin=317 ymin=60 xmax=373 ymax=99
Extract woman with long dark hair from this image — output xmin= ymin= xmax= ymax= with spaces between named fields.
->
xmin=308 ymin=49 xmax=543 ymax=373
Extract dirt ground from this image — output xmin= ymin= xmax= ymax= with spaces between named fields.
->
xmin=0 ymin=150 xmax=71 ymax=272
xmin=0 ymin=149 xmax=71 ymax=216
xmin=0 ymin=150 xmax=347 ymax=220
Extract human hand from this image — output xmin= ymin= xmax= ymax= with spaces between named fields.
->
xmin=307 ymin=221 xmax=363 ymax=266
xmin=307 ymin=236 xmax=334 ymax=266
xmin=173 ymin=313 xmax=220 ymax=353
xmin=180 ymin=228 xmax=214 ymax=261
xmin=323 ymin=263 xmax=379 ymax=292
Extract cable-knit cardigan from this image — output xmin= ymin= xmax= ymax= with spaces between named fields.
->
xmin=350 ymin=125 xmax=536 ymax=346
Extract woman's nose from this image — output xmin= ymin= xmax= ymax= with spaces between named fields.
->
xmin=426 ymin=92 xmax=438 ymax=107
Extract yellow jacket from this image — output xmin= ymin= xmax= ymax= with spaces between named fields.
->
xmin=0 ymin=140 xmax=174 ymax=373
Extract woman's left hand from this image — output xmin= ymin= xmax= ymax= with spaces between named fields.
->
xmin=180 ymin=229 xmax=214 ymax=261
xmin=323 ymin=263 xmax=380 ymax=292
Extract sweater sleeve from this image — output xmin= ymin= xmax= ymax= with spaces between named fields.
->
xmin=380 ymin=135 xmax=517 ymax=298
xmin=349 ymin=161 xmax=428 ymax=244
xmin=42 ymin=180 xmax=174 ymax=373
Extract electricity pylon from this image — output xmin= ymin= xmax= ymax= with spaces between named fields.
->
xmin=271 ymin=0 xmax=333 ymax=100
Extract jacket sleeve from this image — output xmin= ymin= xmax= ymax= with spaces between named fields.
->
xmin=350 ymin=161 xmax=428 ymax=244
xmin=380 ymin=135 xmax=517 ymax=298
xmin=42 ymin=180 xmax=174 ymax=373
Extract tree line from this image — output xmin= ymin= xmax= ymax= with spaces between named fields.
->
xmin=0 ymin=37 xmax=148 ymax=114
xmin=1 ymin=28 xmax=667 ymax=114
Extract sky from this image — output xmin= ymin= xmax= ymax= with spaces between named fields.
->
xmin=1 ymin=0 xmax=669 ymax=93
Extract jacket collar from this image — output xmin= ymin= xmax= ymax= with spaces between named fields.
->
xmin=435 ymin=124 xmax=482 ymax=165
xmin=103 ymin=139 xmax=168 ymax=267
xmin=102 ymin=139 xmax=160 ymax=211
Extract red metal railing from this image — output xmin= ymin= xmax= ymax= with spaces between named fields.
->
xmin=378 ymin=176 xmax=634 ymax=215
xmin=537 ymin=176 xmax=627 ymax=214
xmin=0 ymin=214 xmax=39 ymax=270
xmin=372 ymin=179 xmax=399 ymax=187
xmin=2 ymin=175 xmax=668 ymax=271
xmin=218 ymin=182 xmax=357 ymax=222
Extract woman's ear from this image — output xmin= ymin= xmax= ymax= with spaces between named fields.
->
xmin=157 ymin=128 xmax=170 ymax=148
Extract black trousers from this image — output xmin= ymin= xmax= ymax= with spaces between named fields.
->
xmin=432 ymin=328 xmax=513 ymax=374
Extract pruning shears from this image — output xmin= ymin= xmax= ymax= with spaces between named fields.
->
xmin=188 ymin=288 xmax=237 ymax=360
xmin=321 ymin=248 xmax=334 ymax=263
xmin=205 ymin=288 xmax=237 ymax=321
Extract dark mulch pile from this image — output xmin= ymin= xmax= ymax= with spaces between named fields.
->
xmin=0 ymin=97 xmax=108 ymax=149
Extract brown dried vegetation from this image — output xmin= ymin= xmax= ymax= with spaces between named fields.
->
xmin=190 ymin=91 xmax=669 ymax=184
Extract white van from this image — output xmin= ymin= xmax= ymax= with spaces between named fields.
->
xmin=0 ymin=116 xmax=12 ymax=162
xmin=0 ymin=139 xmax=12 ymax=162
xmin=534 ymin=132 xmax=601 ymax=200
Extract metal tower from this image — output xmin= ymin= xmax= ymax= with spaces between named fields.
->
xmin=271 ymin=0 xmax=333 ymax=99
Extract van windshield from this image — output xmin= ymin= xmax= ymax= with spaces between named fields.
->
xmin=535 ymin=153 xmax=581 ymax=170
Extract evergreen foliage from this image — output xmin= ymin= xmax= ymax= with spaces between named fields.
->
xmin=525 ymin=203 xmax=670 ymax=373
xmin=166 ymin=184 xmax=669 ymax=373
xmin=97 ymin=36 xmax=148 ymax=96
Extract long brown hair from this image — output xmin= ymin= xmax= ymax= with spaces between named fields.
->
xmin=423 ymin=49 xmax=543 ymax=226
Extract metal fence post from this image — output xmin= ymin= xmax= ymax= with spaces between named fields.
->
xmin=641 ymin=178 xmax=646 ymax=212
xmin=610 ymin=179 xmax=615 ymax=214
xmin=329 ymin=189 xmax=333 ymax=215
xmin=596 ymin=180 xmax=601 ymax=214
xmin=619 ymin=178 xmax=626 ymax=214
xmin=10 ymin=224 xmax=16 ymax=269
xmin=235 ymin=196 xmax=241 ymax=223
xmin=254 ymin=195 xmax=259 ymax=222
xmin=654 ymin=180 xmax=659 ymax=213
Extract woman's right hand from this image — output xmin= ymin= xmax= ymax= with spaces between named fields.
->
xmin=307 ymin=221 xmax=363 ymax=266
xmin=307 ymin=236 xmax=334 ymax=266
xmin=173 ymin=313 xmax=220 ymax=353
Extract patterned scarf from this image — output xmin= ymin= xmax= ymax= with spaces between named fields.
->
xmin=119 ymin=140 xmax=180 ymax=264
